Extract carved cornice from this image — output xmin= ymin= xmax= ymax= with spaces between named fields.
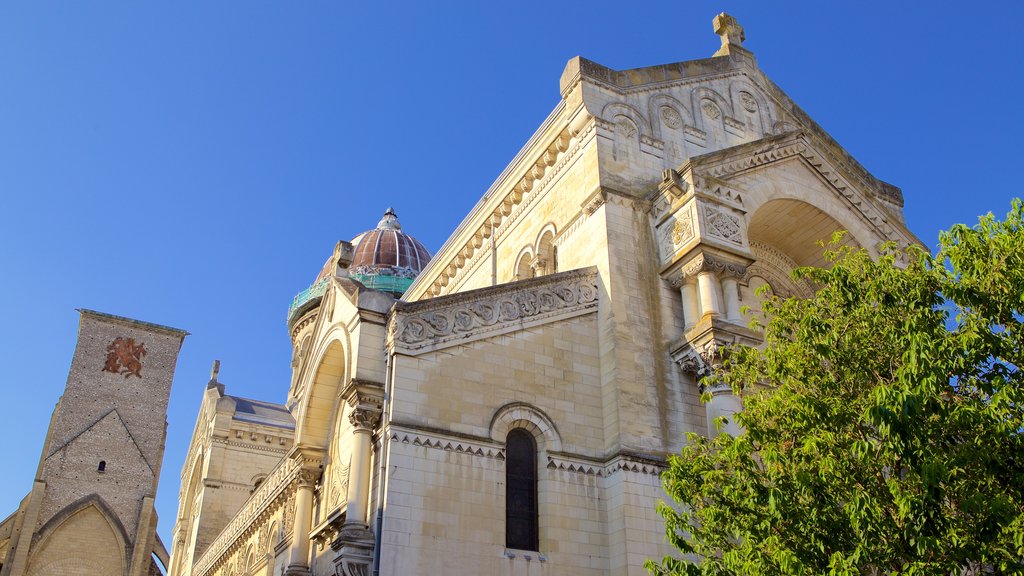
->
xmin=418 ymin=116 xmax=596 ymax=298
xmin=389 ymin=429 xmax=505 ymax=460
xmin=390 ymin=267 xmax=599 ymax=355
xmin=696 ymin=131 xmax=905 ymax=245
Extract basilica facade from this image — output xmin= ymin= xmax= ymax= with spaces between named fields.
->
xmin=168 ymin=14 xmax=919 ymax=576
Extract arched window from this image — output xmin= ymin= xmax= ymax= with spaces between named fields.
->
xmin=505 ymin=429 xmax=538 ymax=551
xmin=97 ymin=460 xmax=106 ymax=472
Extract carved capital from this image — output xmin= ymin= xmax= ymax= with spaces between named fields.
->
xmin=296 ymin=467 xmax=319 ymax=488
xmin=681 ymin=252 xmax=748 ymax=280
xmin=671 ymin=317 xmax=762 ymax=391
xmin=288 ymin=448 xmax=324 ymax=489
xmin=347 ymin=406 xmax=381 ymax=432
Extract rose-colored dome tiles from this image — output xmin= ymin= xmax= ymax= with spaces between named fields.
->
xmin=348 ymin=208 xmax=431 ymax=296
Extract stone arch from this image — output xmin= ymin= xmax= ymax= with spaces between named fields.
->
xmin=744 ymin=180 xmax=875 ymax=262
xmin=264 ymin=522 xmax=277 ymax=553
xmin=748 ymin=198 xmax=862 ymax=269
xmin=534 ymin=224 xmax=557 ymax=276
xmin=26 ymin=495 xmax=129 ymax=576
xmin=742 ymin=241 xmax=813 ymax=300
xmin=489 ymin=402 xmax=562 ymax=453
xmin=691 ymin=86 xmax=733 ymax=134
xmin=647 ymin=93 xmax=693 ymax=139
xmin=728 ymin=80 xmax=772 ymax=137
xmin=293 ymin=328 xmax=351 ymax=449
xmin=172 ymin=445 xmax=206 ymax=574
xmin=514 ymin=246 xmax=535 ymax=281
xmin=600 ymin=102 xmax=650 ymax=138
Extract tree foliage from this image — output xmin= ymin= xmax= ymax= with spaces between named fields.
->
xmin=648 ymin=202 xmax=1024 ymax=575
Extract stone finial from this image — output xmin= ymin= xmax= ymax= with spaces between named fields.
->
xmin=713 ymin=13 xmax=745 ymax=56
xmin=210 ymin=359 xmax=220 ymax=382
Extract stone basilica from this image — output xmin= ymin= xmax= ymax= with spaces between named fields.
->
xmin=0 ymin=13 xmax=921 ymax=576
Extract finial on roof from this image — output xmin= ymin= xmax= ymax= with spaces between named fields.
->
xmin=210 ymin=359 xmax=220 ymax=382
xmin=377 ymin=207 xmax=402 ymax=231
xmin=713 ymin=13 xmax=745 ymax=57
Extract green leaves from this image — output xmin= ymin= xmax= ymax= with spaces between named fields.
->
xmin=649 ymin=202 xmax=1024 ymax=576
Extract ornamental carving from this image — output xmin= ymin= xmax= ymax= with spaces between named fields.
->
xmin=327 ymin=462 xmax=350 ymax=509
xmin=391 ymin=269 xmax=598 ymax=350
xmin=681 ymin=253 xmax=748 ymax=280
xmin=616 ymin=118 xmax=638 ymax=138
xmin=705 ymin=207 xmax=743 ymax=244
xmin=739 ymin=91 xmax=757 ymax=112
xmin=701 ymin=99 xmax=721 ymax=120
xmin=660 ymin=106 xmax=682 ymax=129
xmin=282 ymin=495 xmax=295 ymax=536
xmin=670 ymin=212 xmax=694 ymax=246
xmin=102 ymin=337 xmax=146 ymax=378
xmin=348 ymin=407 xmax=381 ymax=432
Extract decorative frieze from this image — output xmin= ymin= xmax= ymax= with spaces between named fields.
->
xmin=391 ymin=268 xmax=599 ymax=355
xmin=192 ymin=455 xmax=301 ymax=575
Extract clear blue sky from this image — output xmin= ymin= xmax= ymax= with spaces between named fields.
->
xmin=1 ymin=1 xmax=1021 ymax=547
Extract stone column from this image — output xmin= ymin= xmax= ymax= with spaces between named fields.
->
xmin=696 ymin=270 xmax=722 ymax=318
xmin=346 ymin=408 xmax=377 ymax=527
xmin=333 ymin=403 xmax=381 ymax=576
xmin=704 ymin=380 xmax=744 ymax=437
xmin=721 ymin=276 xmax=741 ymax=322
xmin=680 ymin=279 xmax=700 ymax=329
xmin=285 ymin=462 xmax=320 ymax=576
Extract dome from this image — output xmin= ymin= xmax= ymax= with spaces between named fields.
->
xmin=348 ymin=208 xmax=431 ymax=295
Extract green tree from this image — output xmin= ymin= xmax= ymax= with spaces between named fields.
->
xmin=648 ymin=202 xmax=1024 ymax=575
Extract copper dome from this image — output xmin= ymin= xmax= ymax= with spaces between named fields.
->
xmin=348 ymin=208 xmax=431 ymax=295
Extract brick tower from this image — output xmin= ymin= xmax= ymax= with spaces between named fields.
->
xmin=0 ymin=310 xmax=187 ymax=576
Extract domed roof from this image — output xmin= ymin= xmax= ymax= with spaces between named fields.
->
xmin=349 ymin=208 xmax=431 ymax=295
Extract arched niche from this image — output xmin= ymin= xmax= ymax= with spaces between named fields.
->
xmin=293 ymin=333 xmax=349 ymax=450
xmin=26 ymin=496 xmax=129 ymax=576
xmin=534 ymin=225 xmax=556 ymax=276
xmin=748 ymin=198 xmax=861 ymax=269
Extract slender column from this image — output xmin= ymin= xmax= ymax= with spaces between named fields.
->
xmin=333 ymin=403 xmax=380 ymax=576
xmin=696 ymin=271 xmax=722 ymax=318
xmin=285 ymin=468 xmax=318 ymax=576
xmin=704 ymin=381 xmax=744 ymax=437
xmin=345 ymin=408 xmax=377 ymax=527
xmin=721 ymin=277 xmax=741 ymax=322
xmin=681 ymin=279 xmax=700 ymax=329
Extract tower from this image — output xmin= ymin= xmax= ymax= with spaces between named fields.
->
xmin=0 ymin=310 xmax=187 ymax=576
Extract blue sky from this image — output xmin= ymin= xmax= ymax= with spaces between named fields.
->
xmin=1 ymin=1 xmax=1021 ymax=548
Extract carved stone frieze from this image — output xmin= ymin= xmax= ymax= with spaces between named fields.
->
xmin=191 ymin=453 xmax=302 ymax=576
xmin=391 ymin=268 xmax=599 ymax=354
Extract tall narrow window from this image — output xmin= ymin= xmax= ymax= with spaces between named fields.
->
xmin=505 ymin=429 xmax=538 ymax=551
